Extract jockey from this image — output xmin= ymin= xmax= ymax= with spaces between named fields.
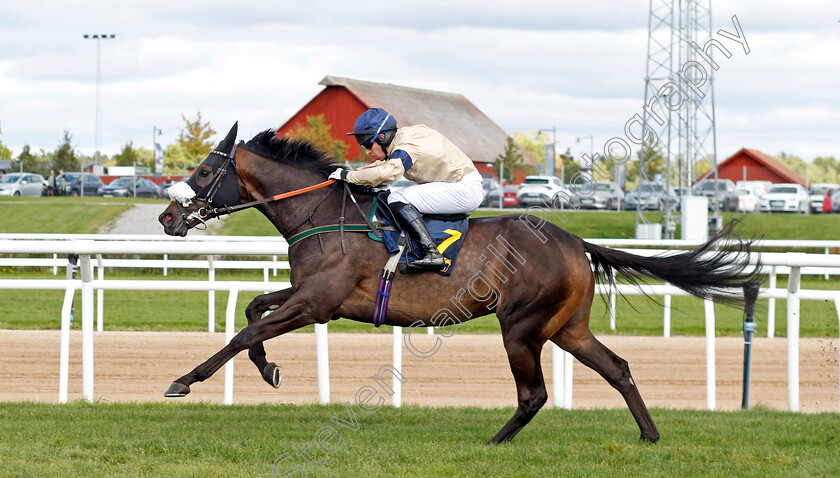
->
xmin=329 ymin=108 xmax=484 ymax=272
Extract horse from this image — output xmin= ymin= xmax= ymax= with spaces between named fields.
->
xmin=158 ymin=123 xmax=759 ymax=444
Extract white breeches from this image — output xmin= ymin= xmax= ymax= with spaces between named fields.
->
xmin=388 ymin=170 xmax=484 ymax=214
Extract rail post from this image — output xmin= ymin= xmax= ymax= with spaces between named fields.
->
xmin=768 ymin=266 xmax=777 ymax=338
xmin=741 ymin=281 xmax=760 ymax=409
xmin=704 ymin=299 xmax=716 ymax=410
xmin=787 ymin=265 xmax=802 ymax=411
xmin=552 ymin=343 xmax=562 ymax=408
xmin=224 ymin=287 xmax=238 ymax=405
xmin=208 ymin=255 xmax=215 ymax=333
xmin=316 ymin=323 xmax=330 ymax=404
xmin=392 ymin=326 xmax=402 ymax=407
xmin=80 ymin=253 xmax=95 ymax=402
xmin=96 ymin=254 xmax=104 ymax=332
xmin=58 ymin=287 xmax=75 ymax=404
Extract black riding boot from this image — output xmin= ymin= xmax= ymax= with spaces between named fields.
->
xmin=394 ymin=203 xmax=446 ymax=272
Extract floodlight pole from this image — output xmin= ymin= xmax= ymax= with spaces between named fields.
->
xmin=576 ymin=135 xmax=594 ymax=172
xmin=83 ymin=34 xmax=116 ymax=171
xmin=153 ymin=127 xmax=163 ymax=174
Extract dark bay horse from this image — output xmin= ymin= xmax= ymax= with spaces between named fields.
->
xmin=159 ymin=124 xmax=759 ymax=444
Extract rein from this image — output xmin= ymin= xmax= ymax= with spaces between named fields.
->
xmin=182 ymin=146 xmax=378 ymax=252
xmin=201 ymin=178 xmax=338 ymax=219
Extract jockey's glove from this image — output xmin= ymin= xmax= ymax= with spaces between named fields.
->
xmin=328 ymin=168 xmax=348 ymax=181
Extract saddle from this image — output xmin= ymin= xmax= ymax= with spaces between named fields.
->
xmin=370 ymin=190 xmax=470 ymax=277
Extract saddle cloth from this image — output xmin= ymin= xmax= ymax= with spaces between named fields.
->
xmin=373 ymin=195 xmax=469 ymax=276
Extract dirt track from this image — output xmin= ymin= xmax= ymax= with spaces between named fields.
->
xmin=1 ymin=330 xmax=837 ymax=412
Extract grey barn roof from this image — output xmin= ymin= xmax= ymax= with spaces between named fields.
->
xmin=320 ymin=76 xmax=533 ymax=166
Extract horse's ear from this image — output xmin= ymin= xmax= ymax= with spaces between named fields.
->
xmin=216 ymin=122 xmax=238 ymax=154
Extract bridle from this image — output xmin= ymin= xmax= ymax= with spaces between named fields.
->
xmin=174 ymin=144 xmax=338 ymax=230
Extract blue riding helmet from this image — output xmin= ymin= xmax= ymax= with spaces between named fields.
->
xmin=347 ymin=108 xmax=398 ymax=149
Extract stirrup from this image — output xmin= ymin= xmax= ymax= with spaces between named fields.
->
xmin=408 ymin=253 xmax=446 ymax=271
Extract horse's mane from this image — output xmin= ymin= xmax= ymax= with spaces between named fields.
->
xmin=240 ymin=129 xmax=337 ymax=178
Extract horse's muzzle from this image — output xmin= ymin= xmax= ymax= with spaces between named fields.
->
xmin=159 ymin=203 xmax=189 ymax=236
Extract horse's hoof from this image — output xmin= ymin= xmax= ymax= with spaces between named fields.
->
xmin=263 ymin=363 xmax=282 ymax=389
xmin=640 ymin=433 xmax=660 ymax=443
xmin=164 ymin=382 xmax=191 ymax=397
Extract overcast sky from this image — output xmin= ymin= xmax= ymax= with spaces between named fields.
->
xmin=0 ymin=1 xmax=837 ymax=163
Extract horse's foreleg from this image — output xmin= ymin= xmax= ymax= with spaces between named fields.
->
xmin=552 ymin=326 xmax=659 ymax=443
xmin=489 ymin=336 xmax=547 ymax=444
xmin=244 ymin=287 xmax=295 ymax=388
xmin=165 ymin=300 xmax=319 ymax=397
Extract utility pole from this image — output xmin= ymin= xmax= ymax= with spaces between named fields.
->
xmin=538 ymin=128 xmax=557 ymax=178
xmin=576 ymin=135 xmax=594 ymax=174
xmin=83 ymin=34 xmax=116 ymax=172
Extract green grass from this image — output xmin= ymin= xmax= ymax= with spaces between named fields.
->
xmin=0 ymin=401 xmax=837 ymax=477
xmin=0 ymin=196 xmax=143 ymax=234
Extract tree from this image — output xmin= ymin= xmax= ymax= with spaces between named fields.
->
xmin=777 ymin=152 xmax=807 ymax=178
xmin=0 ymin=121 xmax=10 ymax=160
xmin=559 ymin=147 xmax=583 ymax=182
xmin=113 ymin=142 xmax=139 ymax=166
xmin=493 ymin=137 xmax=530 ymax=183
xmin=162 ymin=143 xmax=192 ymax=175
xmin=694 ymin=157 xmax=714 ymax=179
xmin=810 ymin=156 xmax=839 ymax=184
xmin=12 ymin=145 xmax=41 ymax=173
xmin=623 ymin=142 xmax=667 ymax=190
xmin=286 ymin=115 xmax=348 ymax=162
xmin=178 ymin=112 xmax=216 ymax=168
xmin=51 ymin=130 xmax=80 ymax=172
xmin=512 ymin=130 xmax=551 ymax=164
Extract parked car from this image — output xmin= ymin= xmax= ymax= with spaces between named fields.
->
xmin=736 ymin=180 xmax=772 ymax=198
xmin=808 ymin=183 xmax=839 ymax=213
xmin=502 ymin=185 xmax=518 ymax=208
xmin=0 ymin=172 xmax=46 ymax=197
xmin=734 ymin=187 xmax=760 ymax=213
xmin=694 ymin=178 xmax=737 ymax=211
xmin=831 ymin=189 xmax=840 ymax=213
xmin=759 ymin=183 xmax=810 ymax=213
xmin=823 ymin=188 xmax=837 ymax=213
xmin=158 ymin=179 xmax=178 ymax=199
xmin=624 ymin=182 xmax=677 ymax=211
xmin=517 ymin=175 xmax=570 ymax=208
xmin=481 ymin=177 xmax=503 ymax=207
xmin=570 ymin=181 xmax=625 ymax=210
xmin=97 ymin=177 xmax=161 ymax=198
xmin=57 ymin=172 xmax=104 ymax=197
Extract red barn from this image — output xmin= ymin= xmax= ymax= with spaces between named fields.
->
xmin=277 ymin=76 xmax=535 ymax=178
xmin=698 ymin=148 xmax=806 ymax=186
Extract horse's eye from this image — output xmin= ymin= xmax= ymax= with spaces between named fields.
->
xmin=199 ymin=170 xmax=210 ymax=178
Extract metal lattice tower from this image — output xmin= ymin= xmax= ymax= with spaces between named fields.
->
xmin=637 ymin=0 xmax=719 ymax=239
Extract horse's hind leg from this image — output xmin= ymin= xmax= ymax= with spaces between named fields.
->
xmin=244 ymin=287 xmax=295 ymax=388
xmin=552 ymin=318 xmax=659 ymax=443
xmin=489 ymin=335 xmax=548 ymax=444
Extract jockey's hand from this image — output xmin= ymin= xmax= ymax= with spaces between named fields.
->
xmin=328 ymin=168 xmax=348 ymax=181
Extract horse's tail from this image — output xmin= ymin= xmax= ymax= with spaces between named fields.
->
xmin=581 ymin=220 xmax=762 ymax=305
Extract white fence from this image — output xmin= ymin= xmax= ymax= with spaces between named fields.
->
xmin=1 ymin=234 xmax=839 ymax=412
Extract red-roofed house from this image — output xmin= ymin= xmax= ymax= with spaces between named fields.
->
xmin=698 ymin=148 xmax=807 ymax=186
xmin=277 ymin=76 xmax=536 ymax=178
